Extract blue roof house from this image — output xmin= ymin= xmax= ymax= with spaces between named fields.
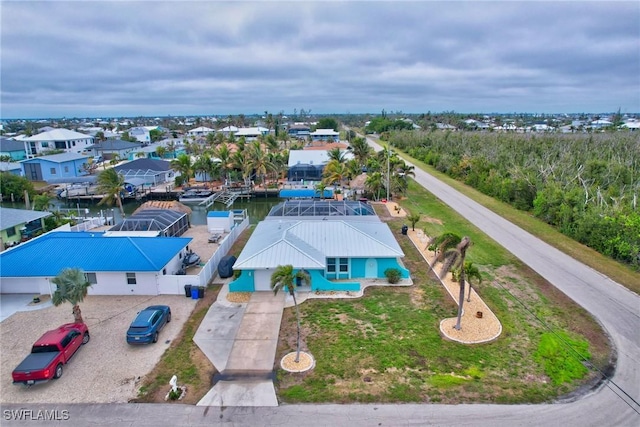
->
xmin=0 ymin=231 xmax=192 ymax=296
xmin=21 ymin=153 xmax=90 ymax=181
xmin=229 ymin=217 xmax=410 ymax=293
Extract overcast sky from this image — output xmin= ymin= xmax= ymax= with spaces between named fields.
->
xmin=1 ymin=1 xmax=639 ymax=118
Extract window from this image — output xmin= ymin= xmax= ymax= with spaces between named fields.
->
xmin=64 ymin=166 xmax=69 ymax=173
xmin=6 ymin=226 xmax=16 ymax=237
xmin=41 ymin=142 xmax=49 ymax=148
xmin=339 ymin=258 xmax=348 ymax=272
xmin=126 ymin=273 xmax=137 ymax=285
xmin=50 ymin=168 xmax=56 ymax=175
xmin=85 ymin=273 xmax=97 ymax=284
xmin=327 ymin=258 xmax=336 ymax=273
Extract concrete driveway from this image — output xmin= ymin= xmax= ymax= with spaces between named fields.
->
xmin=0 ymin=295 xmax=197 ymax=404
xmin=0 ymin=294 xmax=52 ymax=323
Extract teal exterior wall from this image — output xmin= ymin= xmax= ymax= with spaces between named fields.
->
xmin=229 ymin=271 xmax=255 ymax=292
xmin=376 ymin=258 xmax=410 ymax=278
xmin=309 ymin=270 xmax=360 ymax=292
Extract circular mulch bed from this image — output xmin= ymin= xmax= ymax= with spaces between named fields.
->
xmin=280 ymin=351 xmax=315 ymax=373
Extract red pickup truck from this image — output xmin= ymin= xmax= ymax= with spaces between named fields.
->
xmin=12 ymin=323 xmax=90 ymax=386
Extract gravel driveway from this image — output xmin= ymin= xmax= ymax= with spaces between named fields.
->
xmin=0 ymin=295 xmax=197 ymax=403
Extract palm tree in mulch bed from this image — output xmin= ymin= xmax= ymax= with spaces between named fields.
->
xmin=271 ymin=264 xmax=311 ymax=363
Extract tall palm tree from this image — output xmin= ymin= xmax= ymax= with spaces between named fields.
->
xmin=348 ymin=137 xmax=372 ymax=167
xmin=271 ymin=265 xmax=311 ymax=363
xmin=365 ymin=171 xmax=385 ymax=201
xmin=52 ymin=268 xmax=92 ymax=323
xmin=440 ymin=236 xmax=472 ymax=330
xmin=96 ymin=168 xmax=126 ymax=216
xmin=171 ymin=154 xmax=194 ymax=184
xmin=212 ymin=142 xmax=233 ymax=185
xmin=193 ymin=154 xmax=218 ymax=185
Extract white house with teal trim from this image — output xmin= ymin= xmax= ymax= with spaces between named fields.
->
xmin=229 ymin=214 xmax=409 ymax=293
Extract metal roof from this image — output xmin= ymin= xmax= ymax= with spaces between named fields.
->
xmin=114 ymin=158 xmax=172 ymax=172
xmin=21 ymin=152 xmax=89 ymax=163
xmin=0 ymin=207 xmax=52 ymax=230
xmin=0 ymin=231 xmax=191 ymax=277
xmin=233 ymin=219 xmax=403 ymax=270
xmin=26 ymin=129 xmax=93 ymax=141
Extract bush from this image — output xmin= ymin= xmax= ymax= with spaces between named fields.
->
xmin=384 ymin=268 xmax=401 ymax=284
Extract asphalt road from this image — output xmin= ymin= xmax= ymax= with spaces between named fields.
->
xmin=2 ymin=137 xmax=639 ymax=426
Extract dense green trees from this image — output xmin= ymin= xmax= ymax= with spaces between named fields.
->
xmin=388 ymin=130 xmax=640 ymax=268
xmin=0 ymin=173 xmax=35 ymax=201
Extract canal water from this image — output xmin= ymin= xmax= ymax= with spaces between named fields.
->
xmin=1 ymin=196 xmax=281 ymax=225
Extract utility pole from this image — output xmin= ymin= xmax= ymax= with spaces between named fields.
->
xmin=386 ymin=146 xmax=390 ymax=201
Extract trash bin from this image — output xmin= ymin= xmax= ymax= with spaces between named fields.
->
xmin=401 ymin=225 xmax=408 ymax=235
xmin=191 ymin=287 xmax=199 ymax=300
xmin=197 ymin=286 xmax=205 ymax=299
xmin=184 ymin=284 xmax=192 ymax=298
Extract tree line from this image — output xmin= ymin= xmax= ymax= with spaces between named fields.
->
xmin=387 ymin=130 xmax=640 ymax=269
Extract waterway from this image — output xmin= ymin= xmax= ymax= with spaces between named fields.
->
xmin=1 ymin=196 xmax=281 ymax=225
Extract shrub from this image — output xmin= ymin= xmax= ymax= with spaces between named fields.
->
xmin=384 ymin=268 xmax=401 ymax=284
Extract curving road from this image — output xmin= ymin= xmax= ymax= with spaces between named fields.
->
xmin=2 ymin=139 xmax=639 ymax=426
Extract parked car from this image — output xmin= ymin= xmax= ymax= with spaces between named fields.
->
xmin=12 ymin=323 xmax=90 ymax=386
xmin=126 ymin=305 xmax=171 ymax=344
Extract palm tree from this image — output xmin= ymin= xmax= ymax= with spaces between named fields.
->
xmin=33 ymin=194 xmax=53 ymax=211
xmin=364 ymin=172 xmax=385 ymax=201
xmin=155 ymin=146 xmax=167 ymax=159
xmin=327 ymin=147 xmax=347 ymax=163
xmin=171 ymin=154 xmax=194 ymax=185
xmin=322 ymin=159 xmax=348 ymax=189
xmin=315 ymin=182 xmax=327 ymax=199
xmin=51 ymin=268 xmax=92 ymax=323
xmin=440 ymin=236 xmax=472 ymax=330
xmin=271 ymin=265 xmax=311 ymax=363
xmin=407 ymin=212 xmax=421 ymax=231
xmin=96 ymin=168 xmax=126 ymax=216
xmin=348 ymin=137 xmax=372 ymax=167
xmin=463 ymin=261 xmax=482 ymax=302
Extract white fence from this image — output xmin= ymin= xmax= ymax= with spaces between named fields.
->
xmin=70 ymin=218 xmax=107 ymax=232
xmin=156 ymin=216 xmax=250 ymax=295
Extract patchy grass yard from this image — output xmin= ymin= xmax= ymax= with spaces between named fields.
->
xmin=275 ymin=184 xmax=611 ymax=404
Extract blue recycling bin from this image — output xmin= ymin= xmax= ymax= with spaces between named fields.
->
xmin=191 ymin=287 xmax=199 ymax=299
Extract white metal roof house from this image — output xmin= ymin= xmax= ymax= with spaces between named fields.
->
xmin=235 ymin=127 xmax=270 ymax=141
xmin=229 ymin=209 xmax=409 ymax=293
xmin=23 ymin=129 xmax=94 ymax=158
xmin=187 ymin=126 xmax=215 ymax=137
xmin=310 ymin=128 xmax=340 ymax=142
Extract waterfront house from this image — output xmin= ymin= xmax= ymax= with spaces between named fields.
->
xmin=21 ymin=152 xmax=90 ymax=181
xmin=23 ymin=129 xmax=94 ymax=158
xmin=0 ymin=137 xmax=27 ymax=161
xmin=229 ymin=200 xmax=409 ymax=293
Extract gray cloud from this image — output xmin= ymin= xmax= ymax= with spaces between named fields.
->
xmin=1 ymin=1 xmax=638 ymax=118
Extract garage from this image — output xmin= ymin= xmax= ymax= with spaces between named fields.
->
xmin=253 ymin=269 xmax=273 ymax=291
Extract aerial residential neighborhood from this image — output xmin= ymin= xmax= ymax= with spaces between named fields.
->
xmin=1 ymin=1 xmax=639 ymax=425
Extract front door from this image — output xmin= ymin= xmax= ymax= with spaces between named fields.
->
xmin=365 ymin=258 xmax=377 ymax=278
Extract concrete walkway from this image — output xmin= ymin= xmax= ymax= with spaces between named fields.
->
xmin=194 ymin=288 xmax=285 ymax=407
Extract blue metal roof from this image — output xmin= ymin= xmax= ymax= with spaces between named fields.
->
xmin=0 ymin=231 xmax=191 ymax=277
